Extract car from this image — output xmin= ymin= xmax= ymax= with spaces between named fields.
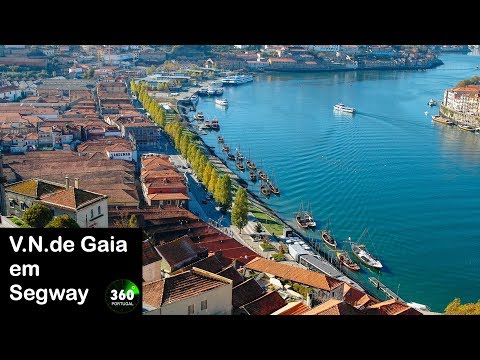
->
xmin=201 ymin=199 xmax=208 ymax=204
xmin=205 ymin=193 xmax=213 ymax=200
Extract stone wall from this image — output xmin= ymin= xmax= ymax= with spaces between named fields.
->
xmin=440 ymin=104 xmax=480 ymax=128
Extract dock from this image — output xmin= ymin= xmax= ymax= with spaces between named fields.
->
xmin=369 ymin=277 xmax=404 ymax=302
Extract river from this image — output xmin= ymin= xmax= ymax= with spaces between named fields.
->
xmin=195 ymin=53 xmax=480 ymax=312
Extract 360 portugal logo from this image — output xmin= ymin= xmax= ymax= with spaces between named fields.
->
xmin=105 ymin=279 xmax=140 ymax=314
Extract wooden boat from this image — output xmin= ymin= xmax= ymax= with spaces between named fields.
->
xmin=432 ymin=115 xmax=453 ymax=125
xmin=246 ymin=159 xmax=257 ymax=170
xmin=295 ymin=202 xmax=310 ymax=228
xmin=268 ymin=181 xmax=280 ymax=195
xmin=203 ymin=120 xmax=211 ymax=128
xmin=321 ymin=229 xmax=337 ymax=248
xmin=222 ymin=144 xmax=230 ymax=152
xmin=336 ymin=251 xmax=360 ymax=271
xmin=196 ymin=112 xmax=204 ymax=121
xmin=236 ymin=147 xmax=244 ymax=160
xmin=226 ymin=152 xmax=236 ymax=161
xmin=249 ymin=171 xmax=257 ymax=182
xmin=236 ymin=160 xmax=245 ymax=171
xmin=260 ymin=182 xmax=270 ymax=197
xmin=258 ymin=170 xmax=268 ymax=181
xmin=246 ymin=149 xmax=256 ymax=170
xmin=217 ymin=136 xmax=224 ymax=143
xmin=458 ymin=124 xmax=475 ymax=132
xmin=211 ymin=118 xmax=220 ymax=130
xmin=321 ymin=218 xmax=336 ymax=247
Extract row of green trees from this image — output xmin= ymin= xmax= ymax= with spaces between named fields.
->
xmin=132 ymin=80 xmax=234 ymax=211
xmin=455 ymin=75 xmax=480 ymax=88
xmin=164 ymin=120 xmax=233 ymax=210
xmin=130 ymin=80 xmax=166 ymax=128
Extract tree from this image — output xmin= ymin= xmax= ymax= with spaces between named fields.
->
xmin=129 ymin=214 xmax=138 ymax=228
xmin=207 ymin=170 xmax=218 ymax=194
xmin=254 ymin=222 xmax=263 ymax=233
xmin=22 ymin=203 xmax=53 ymax=228
xmin=214 ymin=174 xmax=232 ymax=210
xmin=231 ymin=187 xmax=248 ymax=233
xmin=445 ymin=298 xmax=480 ymax=315
xmin=146 ymin=65 xmax=156 ymax=75
xmin=202 ymin=162 xmax=213 ymax=184
xmin=45 ymin=214 xmax=80 ymax=228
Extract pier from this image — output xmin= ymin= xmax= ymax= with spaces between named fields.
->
xmin=369 ymin=277 xmax=404 ymax=302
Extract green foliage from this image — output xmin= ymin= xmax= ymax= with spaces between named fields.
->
xmin=22 ymin=203 xmax=53 ymax=228
xmin=214 ymin=174 xmax=233 ymax=210
xmin=202 ymin=162 xmax=213 ymax=184
xmin=445 ymin=298 xmax=480 ymax=315
xmin=146 ymin=65 xmax=156 ymax=75
xmin=207 ymin=170 xmax=218 ymax=194
xmin=231 ymin=187 xmax=248 ymax=233
xmin=271 ymin=253 xmax=285 ymax=261
xmin=83 ymin=67 xmax=94 ymax=79
xmin=292 ymin=283 xmax=311 ymax=298
xmin=45 ymin=214 xmax=80 ymax=228
xmin=129 ymin=214 xmax=138 ymax=228
xmin=455 ymin=75 xmax=480 ymax=88
xmin=260 ymin=242 xmax=275 ymax=251
xmin=11 ymin=216 xmax=29 ymax=227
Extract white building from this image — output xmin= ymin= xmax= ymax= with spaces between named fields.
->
xmin=0 ymin=86 xmax=22 ymax=101
xmin=306 ymin=45 xmax=340 ymax=52
xmin=443 ymin=85 xmax=480 ymax=116
xmin=106 ymin=143 xmax=136 ymax=162
xmin=143 ymin=268 xmax=233 ymax=315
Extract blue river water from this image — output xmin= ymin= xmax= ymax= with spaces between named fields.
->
xmin=195 ymin=53 xmax=480 ymax=312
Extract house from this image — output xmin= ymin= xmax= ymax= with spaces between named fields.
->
xmin=4 ymin=177 xmax=109 ymax=228
xmin=1 ymin=133 xmax=38 ymax=153
xmin=365 ymin=299 xmax=422 ymax=315
xmin=0 ymin=86 xmax=22 ymax=101
xmin=105 ymin=143 xmax=136 ymax=162
xmin=232 ymin=277 xmax=265 ymax=311
xmin=143 ymin=240 xmax=162 ymax=283
xmin=140 ymin=154 xmax=189 ymax=208
xmin=301 ymin=299 xmax=363 ymax=315
xmin=237 ymin=291 xmax=287 ymax=315
xmin=244 ymin=257 xmax=345 ymax=306
xmin=142 ymin=268 xmax=233 ymax=315
xmin=271 ymin=301 xmax=310 ymax=315
xmin=155 ymin=235 xmax=208 ymax=274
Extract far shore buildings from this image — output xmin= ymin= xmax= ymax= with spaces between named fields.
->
xmin=4 ymin=177 xmax=108 ymax=227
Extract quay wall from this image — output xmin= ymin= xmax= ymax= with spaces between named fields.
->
xmin=440 ymin=104 xmax=480 ymax=128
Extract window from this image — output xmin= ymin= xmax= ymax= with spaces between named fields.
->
xmin=98 ymin=205 xmax=101 ymax=215
xmin=20 ymin=202 xmax=28 ymax=211
xmin=201 ymin=300 xmax=207 ymax=311
xmin=9 ymin=199 xmax=15 ymax=209
xmin=187 ymin=304 xmax=194 ymax=315
xmin=90 ymin=209 xmax=94 ymax=218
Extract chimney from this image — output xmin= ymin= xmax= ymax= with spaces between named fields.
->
xmin=65 ymin=176 xmax=70 ymax=188
xmin=74 ymin=178 xmax=79 ymax=189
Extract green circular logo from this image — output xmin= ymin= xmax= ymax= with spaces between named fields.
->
xmin=105 ymin=279 xmax=140 ymax=314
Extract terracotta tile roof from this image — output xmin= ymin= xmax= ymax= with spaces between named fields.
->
xmin=199 ymin=237 xmax=258 ymax=265
xmin=232 ymin=278 xmax=265 ymax=309
xmin=177 ymin=253 xmax=224 ymax=274
xmin=41 ymin=187 xmax=106 ymax=210
xmin=269 ymin=58 xmax=297 ymax=63
xmin=142 ymin=268 xmax=232 ymax=309
xmin=106 ymin=143 xmax=133 ymax=152
xmin=148 ymin=193 xmax=189 ymax=201
xmin=155 ymin=235 xmax=208 ymax=271
xmin=302 ymin=299 xmax=363 ymax=315
xmin=217 ymin=266 xmax=244 ymax=286
xmin=271 ymin=301 xmax=310 ymax=315
xmin=343 ymin=284 xmax=379 ymax=309
xmin=245 ymin=257 xmax=344 ymax=291
xmin=240 ymin=291 xmax=287 ymax=315
xmin=143 ymin=240 xmax=161 ymax=266
xmin=366 ymin=299 xmax=422 ymax=315
xmin=5 ymin=178 xmax=64 ymax=198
